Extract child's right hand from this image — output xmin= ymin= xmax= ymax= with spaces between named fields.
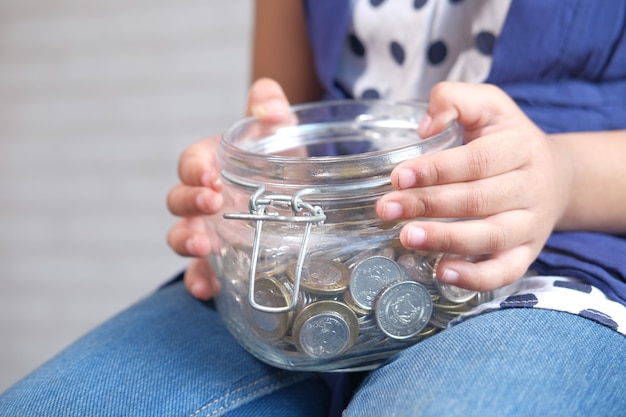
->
xmin=166 ymin=78 xmax=292 ymax=300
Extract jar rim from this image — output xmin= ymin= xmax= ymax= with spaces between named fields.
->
xmin=219 ymin=99 xmax=462 ymax=194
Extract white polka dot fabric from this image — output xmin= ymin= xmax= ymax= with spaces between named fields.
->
xmin=335 ymin=0 xmax=512 ymax=101
xmin=454 ymin=275 xmax=626 ymax=335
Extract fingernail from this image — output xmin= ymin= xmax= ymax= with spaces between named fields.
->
xmin=397 ymin=169 xmax=416 ymax=189
xmin=209 ymin=277 xmax=221 ymax=295
xmin=201 ymin=172 xmax=214 ymax=187
xmin=252 ymin=99 xmax=289 ymax=120
xmin=382 ymin=202 xmax=403 ymax=220
xmin=185 ymin=238 xmax=196 ymax=254
xmin=192 ymin=281 xmax=210 ymax=300
xmin=200 ymin=172 xmax=223 ymax=191
xmin=418 ymin=114 xmax=432 ymax=137
xmin=196 ymin=192 xmax=210 ymax=213
xmin=441 ymin=268 xmax=460 ymax=284
xmin=406 ymin=226 xmax=426 ymax=246
xmin=211 ymin=176 xmax=223 ymax=191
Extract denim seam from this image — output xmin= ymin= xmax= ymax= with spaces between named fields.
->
xmin=189 ymin=375 xmax=274 ymax=417
xmin=208 ymin=375 xmax=302 ymax=417
xmin=189 ymin=372 xmax=301 ymax=417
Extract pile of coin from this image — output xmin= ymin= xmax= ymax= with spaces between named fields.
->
xmin=223 ymin=243 xmax=491 ymax=361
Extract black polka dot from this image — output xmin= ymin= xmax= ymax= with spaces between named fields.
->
xmin=475 ymin=31 xmax=496 ymax=55
xmin=370 ymin=0 xmax=386 ymax=6
xmin=361 ymin=89 xmax=380 ymax=99
xmin=499 ymin=293 xmax=538 ymax=309
xmin=390 ymin=41 xmax=405 ymax=65
xmin=427 ymin=40 xmax=447 ymax=65
xmin=349 ymin=34 xmax=365 ymax=57
xmin=579 ymin=309 xmax=618 ymax=331
xmin=554 ymin=280 xmax=592 ymax=293
xmin=413 ymin=0 xmax=427 ymax=9
xmin=333 ymin=80 xmax=353 ymax=99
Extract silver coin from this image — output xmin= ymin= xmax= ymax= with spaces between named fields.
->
xmin=435 ymin=280 xmax=478 ymax=303
xmin=349 ymin=256 xmax=405 ymax=311
xmin=290 ymin=259 xmax=350 ymax=295
xmin=298 ymin=312 xmax=351 ymax=358
xmin=429 ymin=313 xmax=450 ymax=330
xmin=293 ymin=301 xmax=358 ymax=358
xmin=397 ymin=252 xmax=442 ymax=284
xmin=434 ymin=254 xmax=484 ymax=303
xmin=375 ymin=281 xmax=433 ymax=339
xmin=342 ymin=290 xmax=371 ymax=317
xmin=281 ymin=278 xmax=312 ymax=312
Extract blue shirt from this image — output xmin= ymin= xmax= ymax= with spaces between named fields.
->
xmin=303 ymin=0 xmax=626 ymax=305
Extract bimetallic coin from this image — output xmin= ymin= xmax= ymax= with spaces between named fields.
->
xmin=470 ymin=291 xmax=493 ymax=306
xmin=349 ymin=256 xmax=405 ymax=311
xmin=435 ymin=280 xmax=478 ymax=303
xmin=292 ymin=301 xmax=359 ymax=358
xmin=289 ymin=259 xmax=350 ymax=295
xmin=433 ymin=301 xmax=473 ymax=314
xmin=246 ymin=276 xmax=293 ymax=341
xmin=416 ymin=325 xmax=439 ymax=338
xmin=375 ymin=281 xmax=433 ymax=339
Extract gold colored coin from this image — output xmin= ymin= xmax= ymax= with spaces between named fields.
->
xmin=245 ymin=276 xmax=293 ymax=341
xmin=292 ymin=300 xmax=359 ymax=358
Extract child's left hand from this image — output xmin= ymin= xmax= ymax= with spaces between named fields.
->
xmin=376 ymin=82 xmax=573 ymax=291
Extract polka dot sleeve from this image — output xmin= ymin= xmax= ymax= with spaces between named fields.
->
xmin=334 ymin=0 xmax=512 ymax=101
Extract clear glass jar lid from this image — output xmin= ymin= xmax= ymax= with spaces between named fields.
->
xmin=219 ymin=100 xmax=462 ymax=198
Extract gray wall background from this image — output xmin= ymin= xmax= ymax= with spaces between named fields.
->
xmin=0 ymin=0 xmax=252 ymax=392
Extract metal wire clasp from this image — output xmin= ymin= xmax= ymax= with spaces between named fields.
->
xmin=223 ymin=186 xmax=326 ymax=313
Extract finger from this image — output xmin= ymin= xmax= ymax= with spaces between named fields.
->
xmin=378 ymin=170 xmax=528 ymax=220
xmin=390 ymin=132 xmax=528 ymax=189
xmin=167 ymin=217 xmax=212 ymax=257
xmin=167 ymin=183 xmax=224 ymax=217
xmin=246 ymin=78 xmax=292 ymax=123
xmin=435 ymin=246 xmax=535 ymax=291
xmin=398 ymin=211 xmax=536 ymax=256
xmin=177 ymin=136 xmax=222 ymax=188
xmin=418 ymin=82 xmax=522 ymax=140
xmin=184 ymin=257 xmax=221 ymax=301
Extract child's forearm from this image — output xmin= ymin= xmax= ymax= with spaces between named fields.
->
xmin=551 ymin=130 xmax=626 ymax=233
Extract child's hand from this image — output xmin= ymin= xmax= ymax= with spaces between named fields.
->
xmin=376 ymin=82 xmax=572 ymax=291
xmin=166 ymin=78 xmax=292 ymax=300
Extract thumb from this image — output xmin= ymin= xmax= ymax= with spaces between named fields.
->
xmin=418 ymin=82 xmax=522 ymax=142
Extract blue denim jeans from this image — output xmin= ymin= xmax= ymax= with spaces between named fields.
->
xmin=1 ymin=278 xmax=625 ymax=417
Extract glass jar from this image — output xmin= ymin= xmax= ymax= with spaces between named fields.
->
xmin=206 ymin=100 xmax=490 ymax=372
